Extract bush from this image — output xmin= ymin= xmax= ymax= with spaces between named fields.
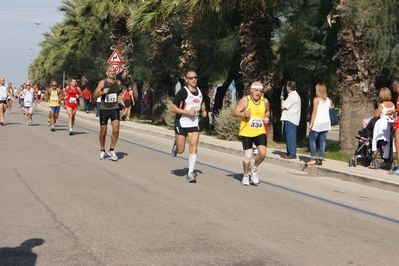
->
xmin=164 ymin=97 xmax=175 ymax=129
xmin=213 ymin=104 xmax=240 ymax=141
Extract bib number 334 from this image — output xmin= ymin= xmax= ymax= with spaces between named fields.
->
xmin=250 ymin=118 xmax=263 ymax=128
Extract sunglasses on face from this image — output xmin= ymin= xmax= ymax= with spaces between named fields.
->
xmin=187 ymin=76 xmax=198 ymax=80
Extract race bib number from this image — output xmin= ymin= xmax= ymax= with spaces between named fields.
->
xmin=249 ymin=117 xmax=263 ymax=128
xmin=0 ymin=96 xmax=6 ymax=101
xmin=105 ymin=93 xmax=117 ymax=103
xmin=25 ymin=99 xmax=33 ymax=105
xmin=69 ymin=97 xmax=77 ymax=103
xmin=195 ymin=109 xmax=201 ymax=118
xmin=51 ymin=97 xmax=58 ymax=103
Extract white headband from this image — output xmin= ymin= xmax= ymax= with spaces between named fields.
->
xmin=251 ymin=85 xmax=263 ymax=89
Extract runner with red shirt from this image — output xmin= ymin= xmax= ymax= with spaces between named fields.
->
xmin=64 ymin=79 xmax=82 ymax=135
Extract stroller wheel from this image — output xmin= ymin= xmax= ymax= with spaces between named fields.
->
xmin=349 ymin=158 xmax=354 ymax=167
xmin=369 ymin=159 xmax=380 ymax=169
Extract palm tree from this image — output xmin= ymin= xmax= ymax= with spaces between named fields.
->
xmin=127 ymin=0 xmax=178 ymax=123
xmin=29 ymin=0 xmax=113 ymax=87
xmin=239 ymin=0 xmax=274 ymax=92
xmin=329 ymin=0 xmax=399 ymax=154
xmin=77 ymin=0 xmax=138 ymax=84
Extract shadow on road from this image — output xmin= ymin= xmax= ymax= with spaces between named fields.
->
xmin=0 ymin=238 xmax=45 ymax=266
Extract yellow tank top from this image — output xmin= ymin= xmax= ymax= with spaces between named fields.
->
xmin=48 ymin=89 xmax=60 ymax=107
xmin=239 ymin=95 xmax=266 ymax=137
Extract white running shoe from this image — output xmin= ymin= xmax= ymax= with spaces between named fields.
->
xmin=107 ymin=150 xmax=118 ymax=161
xmin=170 ymin=141 xmax=177 ymax=158
xmin=99 ymin=151 xmax=106 ymax=160
xmin=241 ymin=174 xmax=250 ymax=186
xmin=186 ymin=172 xmax=197 ymax=183
xmin=51 ymin=126 xmax=55 ymax=132
xmin=250 ymin=166 xmax=260 ymax=185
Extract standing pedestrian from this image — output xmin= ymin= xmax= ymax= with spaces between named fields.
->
xmin=82 ymin=86 xmax=92 ymax=113
xmin=93 ymin=65 xmax=122 ymax=161
xmin=170 ymin=69 xmax=207 ymax=183
xmin=387 ymin=79 xmax=399 ymax=171
xmin=64 ymin=79 xmax=82 ymax=135
xmin=96 ymin=96 xmax=101 ymax=118
xmin=306 ymin=82 xmax=332 ymax=166
xmin=280 ymin=81 xmax=301 ymax=159
xmin=232 ymin=82 xmax=270 ymax=185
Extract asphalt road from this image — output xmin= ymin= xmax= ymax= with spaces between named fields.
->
xmin=1 ymin=106 xmax=398 ymax=266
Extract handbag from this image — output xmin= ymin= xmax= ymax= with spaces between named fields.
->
xmin=329 ymin=108 xmax=339 ymax=126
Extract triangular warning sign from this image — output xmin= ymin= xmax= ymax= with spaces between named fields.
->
xmin=107 ymin=49 xmax=123 ymax=63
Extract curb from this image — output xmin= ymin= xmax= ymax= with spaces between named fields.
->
xmin=41 ymin=104 xmax=399 ymax=193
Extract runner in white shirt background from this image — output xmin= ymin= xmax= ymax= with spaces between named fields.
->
xmin=0 ymin=77 xmax=9 ymax=125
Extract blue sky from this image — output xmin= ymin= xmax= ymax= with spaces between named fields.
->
xmin=0 ymin=1 xmax=64 ymax=87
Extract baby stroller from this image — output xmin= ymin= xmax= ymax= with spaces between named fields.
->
xmin=349 ymin=116 xmax=393 ymax=169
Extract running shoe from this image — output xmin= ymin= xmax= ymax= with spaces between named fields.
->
xmin=170 ymin=141 xmax=177 ymax=158
xmin=107 ymin=150 xmax=118 ymax=161
xmin=51 ymin=126 xmax=55 ymax=132
xmin=68 ymin=128 xmax=73 ymax=136
xmin=250 ymin=166 xmax=260 ymax=185
xmin=241 ymin=174 xmax=250 ymax=186
xmin=99 ymin=151 xmax=106 ymax=160
xmin=186 ymin=172 xmax=197 ymax=183
xmin=0 ymin=121 xmax=4 ymax=126
xmin=47 ymin=120 xmax=51 ymax=126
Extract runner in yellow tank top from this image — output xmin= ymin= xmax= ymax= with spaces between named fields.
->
xmin=232 ymin=81 xmax=270 ymax=186
xmin=46 ymin=81 xmax=63 ymax=131
xmin=239 ymin=95 xmax=266 ymax=137
xmin=48 ymin=89 xmax=61 ymax=107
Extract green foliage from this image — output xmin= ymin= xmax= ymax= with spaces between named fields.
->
xmin=131 ymin=30 xmax=151 ymax=82
xmin=213 ymin=104 xmax=240 ymax=141
xmin=164 ymin=97 xmax=175 ymax=129
xmin=29 ymin=0 xmax=112 ymax=88
xmin=344 ymin=0 xmax=399 ymax=78
xmin=274 ymin=0 xmax=339 ymax=87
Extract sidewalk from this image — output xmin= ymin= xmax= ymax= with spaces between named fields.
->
xmin=70 ymin=107 xmax=399 ymax=193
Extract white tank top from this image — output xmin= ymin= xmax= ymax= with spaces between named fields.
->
xmin=0 ymin=85 xmax=7 ymax=101
xmin=23 ymin=89 xmax=34 ymax=107
xmin=380 ymin=102 xmax=395 ymax=123
xmin=312 ymin=97 xmax=331 ymax=132
xmin=179 ymin=86 xmax=203 ymax=128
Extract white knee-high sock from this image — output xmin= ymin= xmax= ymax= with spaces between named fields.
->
xmin=188 ymin=153 xmax=197 ymax=173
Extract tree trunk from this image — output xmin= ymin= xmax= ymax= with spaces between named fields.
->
xmin=110 ymin=12 xmax=133 ymax=85
xmin=239 ymin=0 xmax=273 ymax=91
xmin=149 ymin=23 xmax=175 ymax=125
xmin=179 ymin=13 xmax=197 ymax=73
xmin=333 ymin=3 xmax=378 ymax=155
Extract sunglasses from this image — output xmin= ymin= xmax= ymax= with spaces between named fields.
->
xmin=51 ymin=84 xmax=57 ymax=87
xmin=187 ymin=76 xmax=198 ymax=80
